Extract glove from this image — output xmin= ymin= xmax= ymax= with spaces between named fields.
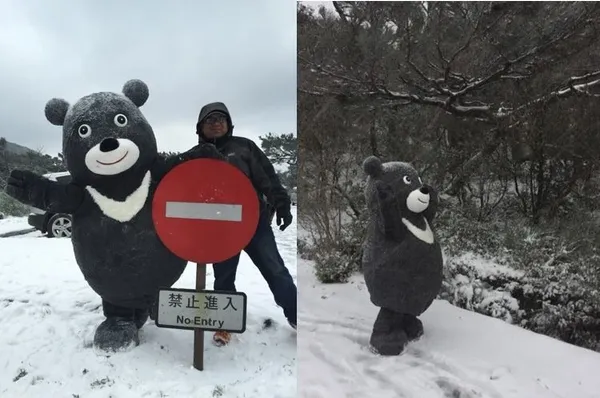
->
xmin=276 ymin=205 xmax=293 ymax=231
xmin=5 ymin=169 xmax=41 ymax=204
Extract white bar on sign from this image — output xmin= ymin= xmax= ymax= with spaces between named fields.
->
xmin=165 ymin=202 xmax=242 ymax=222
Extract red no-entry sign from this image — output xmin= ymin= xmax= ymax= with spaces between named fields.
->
xmin=152 ymin=158 xmax=260 ymax=263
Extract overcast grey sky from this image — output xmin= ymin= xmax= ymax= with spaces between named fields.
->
xmin=0 ymin=0 xmax=296 ymax=156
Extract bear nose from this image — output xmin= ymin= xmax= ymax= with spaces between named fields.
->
xmin=420 ymin=186 xmax=429 ymax=195
xmin=99 ymin=138 xmax=119 ymax=152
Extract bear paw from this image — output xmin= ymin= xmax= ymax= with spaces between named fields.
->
xmin=403 ymin=314 xmax=424 ymax=341
xmin=196 ymin=142 xmax=225 ymax=159
xmin=93 ymin=317 xmax=140 ymax=352
xmin=369 ymin=328 xmax=408 ymax=356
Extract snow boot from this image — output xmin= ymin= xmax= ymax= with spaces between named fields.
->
xmin=93 ymin=317 xmax=140 ymax=352
xmin=369 ymin=307 xmax=408 ymax=356
xmin=403 ymin=314 xmax=424 ymax=341
xmin=213 ymin=331 xmax=232 ymax=346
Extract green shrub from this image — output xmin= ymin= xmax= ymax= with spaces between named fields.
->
xmin=313 ymin=252 xmax=356 ymax=284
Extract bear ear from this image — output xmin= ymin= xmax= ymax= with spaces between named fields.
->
xmin=363 ymin=156 xmax=383 ymax=177
xmin=45 ymin=98 xmax=70 ymax=126
xmin=122 ymin=79 xmax=149 ymax=107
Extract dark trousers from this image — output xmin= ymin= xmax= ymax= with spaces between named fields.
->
xmin=212 ymin=208 xmax=297 ymax=324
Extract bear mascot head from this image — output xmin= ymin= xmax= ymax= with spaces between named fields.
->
xmin=45 ymin=79 xmax=156 ymax=192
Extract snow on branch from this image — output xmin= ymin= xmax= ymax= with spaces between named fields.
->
xmin=301 ymin=49 xmax=600 ymax=122
xmin=512 ymin=72 xmax=600 ymax=114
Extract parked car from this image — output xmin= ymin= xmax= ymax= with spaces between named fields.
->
xmin=28 ymin=171 xmax=72 ymax=238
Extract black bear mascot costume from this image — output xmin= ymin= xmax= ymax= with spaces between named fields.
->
xmin=361 ymin=156 xmax=444 ymax=356
xmin=5 ymin=79 xmax=224 ymax=352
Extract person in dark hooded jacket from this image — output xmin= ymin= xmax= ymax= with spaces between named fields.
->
xmin=191 ymin=102 xmax=296 ymax=346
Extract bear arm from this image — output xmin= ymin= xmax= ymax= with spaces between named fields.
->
xmin=150 ymin=154 xmax=173 ymax=180
xmin=151 ymin=145 xmax=226 ymax=180
xmin=150 ymin=152 xmax=194 ymax=180
xmin=32 ymin=179 xmax=84 ymax=214
xmin=377 ymin=196 xmax=406 ymax=242
xmin=423 ymin=184 xmax=439 ymax=222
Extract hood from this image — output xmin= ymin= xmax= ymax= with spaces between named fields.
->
xmin=196 ymin=102 xmax=234 ymax=146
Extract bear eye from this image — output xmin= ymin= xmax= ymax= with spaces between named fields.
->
xmin=114 ymin=114 xmax=128 ymax=127
xmin=78 ymin=124 xmax=92 ymax=138
xmin=403 ymin=176 xmax=411 ymax=185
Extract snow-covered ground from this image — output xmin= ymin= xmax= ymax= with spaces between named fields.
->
xmin=0 ymin=209 xmax=297 ymax=398
xmin=298 ymin=259 xmax=600 ymax=398
xmin=0 ymin=216 xmax=31 ymax=234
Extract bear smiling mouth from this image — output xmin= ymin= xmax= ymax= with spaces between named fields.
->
xmin=97 ymin=151 xmax=129 ymax=166
xmin=418 ymin=198 xmax=428 ymax=204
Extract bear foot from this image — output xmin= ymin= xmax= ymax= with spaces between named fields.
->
xmin=369 ymin=329 xmax=409 ymax=356
xmin=93 ymin=317 xmax=140 ymax=352
xmin=403 ymin=314 xmax=424 ymax=341
xmin=369 ymin=307 xmax=409 ymax=356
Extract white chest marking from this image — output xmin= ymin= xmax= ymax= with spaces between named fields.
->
xmin=401 ymin=217 xmax=435 ymax=244
xmin=85 ymin=171 xmax=151 ymax=222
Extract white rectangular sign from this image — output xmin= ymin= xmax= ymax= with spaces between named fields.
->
xmin=155 ymin=289 xmax=247 ymax=333
xmin=165 ymin=202 xmax=242 ymax=222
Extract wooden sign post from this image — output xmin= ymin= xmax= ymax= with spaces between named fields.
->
xmin=194 ymin=263 xmax=206 ymax=371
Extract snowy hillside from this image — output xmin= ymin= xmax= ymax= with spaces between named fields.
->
xmin=298 ymin=259 xmax=600 ymax=398
xmin=0 ymin=210 xmax=297 ymax=398
xmin=1 ymin=139 xmax=34 ymax=156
